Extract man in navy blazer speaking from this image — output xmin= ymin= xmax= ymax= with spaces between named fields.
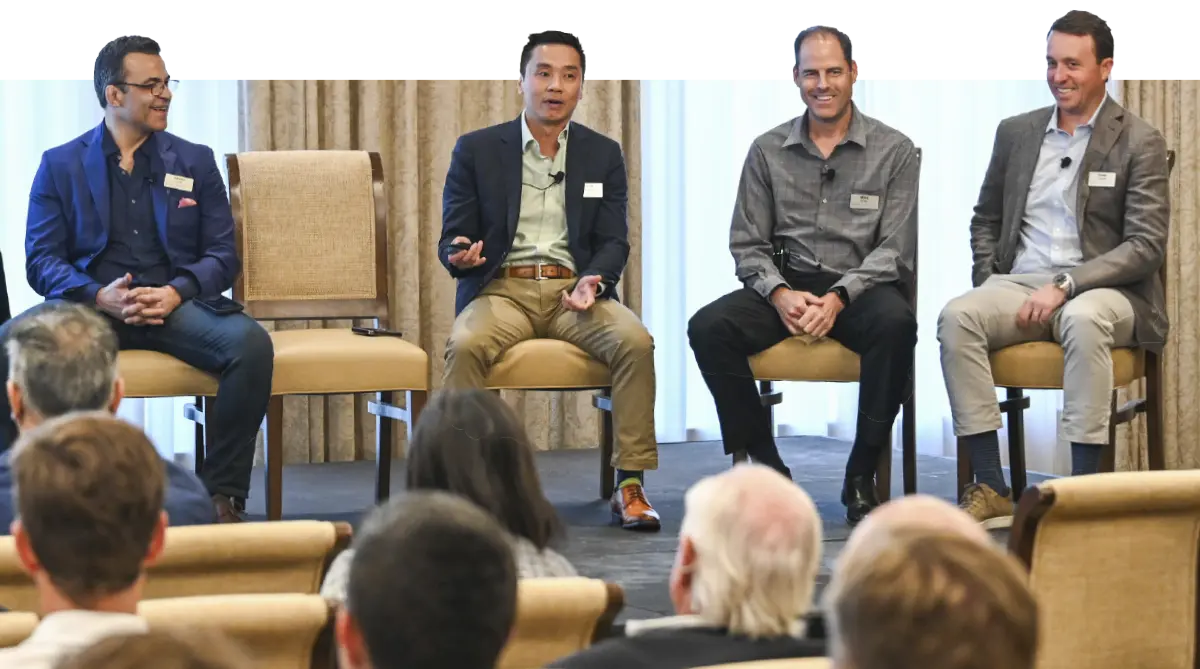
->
xmin=0 ymin=36 xmax=273 ymax=523
xmin=438 ymin=31 xmax=661 ymax=531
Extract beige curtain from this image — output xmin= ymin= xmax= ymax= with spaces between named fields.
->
xmin=1115 ymin=80 xmax=1199 ymax=471
xmin=238 ymin=81 xmax=642 ymax=464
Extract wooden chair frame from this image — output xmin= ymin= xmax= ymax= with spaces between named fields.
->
xmin=956 ymin=150 xmax=1175 ymax=499
xmin=184 ymin=151 xmax=426 ymax=520
xmin=746 ymin=148 xmax=923 ymax=502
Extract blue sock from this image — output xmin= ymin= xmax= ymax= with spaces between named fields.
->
xmin=616 ymin=469 xmax=643 ymax=487
xmin=965 ymin=431 xmax=1010 ymax=498
xmin=1071 ymin=442 xmax=1103 ymax=476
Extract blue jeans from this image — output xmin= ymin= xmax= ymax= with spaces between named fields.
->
xmin=0 ymin=298 xmax=273 ymax=500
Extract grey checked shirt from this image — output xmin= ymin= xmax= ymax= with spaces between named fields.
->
xmin=730 ymin=103 xmax=920 ymax=302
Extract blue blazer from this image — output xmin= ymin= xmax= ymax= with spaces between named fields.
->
xmin=438 ymin=116 xmax=630 ymax=315
xmin=25 ymin=121 xmax=239 ymax=301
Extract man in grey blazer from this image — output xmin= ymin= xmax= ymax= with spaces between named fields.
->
xmin=938 ymin=10 xmax=1170 ymax=526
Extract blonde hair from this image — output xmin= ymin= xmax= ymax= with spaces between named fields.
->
xmin=824 ymin=532 xmax=1038 ymax=669
xmin=679 ymin=464 xmax=822 ymax=638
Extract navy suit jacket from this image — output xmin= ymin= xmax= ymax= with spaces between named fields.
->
xmin=438 ymin=116 xmax=630 ymax=315
xmin=25 ymin=121 xmax=239 ymax=301
xmin=0 ymin=250 xmax=9 ymax=325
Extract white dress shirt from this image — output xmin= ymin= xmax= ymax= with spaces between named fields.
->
xmin=0 ymin=609 xmax=148 ymax=669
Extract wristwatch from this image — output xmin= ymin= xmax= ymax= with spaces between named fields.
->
xmin=1052 ymin=273 xmax=1074 ymax=298
xmin=831 ymin=285 xmax=850 ymax=305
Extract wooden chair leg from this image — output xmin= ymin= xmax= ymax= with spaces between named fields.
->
xmin=594 ymin=391 xmax=615 ymax=499
xmin=376 ymin=390 xmax=394 ymax=503
xmin=902 ymin=392 xmax=917 ymax=495
xmin=406 ymin=390 xmax=428 ymax=442
xmin=1002 ymin=388 xmax=1029 ymax=498
xmin=875 ymin=441 xmax=893 ymax=503
xmin=1101 ymin=390 xmax=1118 ymax=473
xmin=1146 ymin=352 xmax=1165 ymax=470
xmin=265 ymin=395 xmax=284 ymax=521
xmin=192 ymin=396 xmax=206 ymax=474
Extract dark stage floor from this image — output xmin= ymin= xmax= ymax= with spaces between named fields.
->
xmin=239 ymin=437 xmax=1046 ymax=622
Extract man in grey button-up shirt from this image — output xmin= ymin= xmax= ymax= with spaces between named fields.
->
xmin=689 ymin=26 xmax=920 ymax=526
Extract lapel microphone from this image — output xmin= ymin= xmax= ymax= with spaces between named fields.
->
xmin=551 ymin=171 xmax=565 ymax=185
xmin=1060 ymin=156 xmax=1072 ymax=169
xmin=820 ymin=165 xmax=836 ymax=181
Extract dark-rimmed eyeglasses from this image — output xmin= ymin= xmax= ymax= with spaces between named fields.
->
xmin=113 ymin=78 xmax=179 ymax=97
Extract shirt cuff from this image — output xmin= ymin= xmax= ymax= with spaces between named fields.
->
xmin=169 ymin=275 xmax=200 ymax=302
xmin=70 ymin=282 xmax=104 ymax=307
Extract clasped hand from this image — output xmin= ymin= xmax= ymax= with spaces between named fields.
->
xmin=96 ymin=274 xmax=181 ymax=326
xmin=771 ymin=288 xmax=844 ymax=338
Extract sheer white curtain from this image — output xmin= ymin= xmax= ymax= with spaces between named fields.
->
xmin=0 ymin=79 xmax=240 ymax=460
xmin=641 ymin=78 xmax=1105 ymax=476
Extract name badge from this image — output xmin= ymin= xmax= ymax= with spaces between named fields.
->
xmin=164 ymin=173 xmax=194 ymax=192
xmin=1088 ymin=171 xmax=1116 ymax=188
xmin=849 ymin=193 xmax=880 ymax=210
xmin=583 ymin=182 xmax=603 ymax=198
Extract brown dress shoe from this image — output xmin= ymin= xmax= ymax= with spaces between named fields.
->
xmin=212 ymin=494 xmax=245 ymax=523
xmin=610 ymin=482 xmax=661 ymax=531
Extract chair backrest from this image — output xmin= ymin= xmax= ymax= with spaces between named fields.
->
xmin=0 ymin=611 xmax=37 ymax=649
xmin=495 ymin=577 xmax=624 ymax=669
xmin=139 ymin=593 xmax=334 ymax=669
xmin=1008 ymin=470 xmax=1200 ymax=669
xmin=0 ymin=520 xmax=351 ymax=612
xmin=227 ymin=150 xmax=390 ymax=322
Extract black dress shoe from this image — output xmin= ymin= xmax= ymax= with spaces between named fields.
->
xmin=840 ymin=475 xmax=880 ymax=526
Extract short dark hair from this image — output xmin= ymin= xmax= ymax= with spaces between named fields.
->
xmin=520 ymin=30 xmax=585 ymax=77
xmin=1048 ymin=10 xmax=1114 ymax=62
xmin=794 ymin=26 xmax=853 ymax=67
xmin=345 ymin=491 xmax=518 ymax=669
xmin=94 ymin=35 xmax=161 ymax=108
xmin=406 ymin=389 xmax=564 ymax=550
xmin=12 ymin=412 xmax=166 ymax=608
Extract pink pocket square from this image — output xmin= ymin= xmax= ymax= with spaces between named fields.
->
xmin=178 ymin=198 xmax=198 ymax=208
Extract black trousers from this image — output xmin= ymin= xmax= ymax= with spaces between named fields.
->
xmin=688 ymin=270 xmax=916 ymax=478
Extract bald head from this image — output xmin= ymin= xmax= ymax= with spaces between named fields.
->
xmin=840 ymin=494 xmax=993 ymax=570
xmin=671 ymin=464 xmax=822 ymax=637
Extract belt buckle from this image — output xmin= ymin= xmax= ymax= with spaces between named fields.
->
xmin=535 ymin=262 xmax=547 ymax=280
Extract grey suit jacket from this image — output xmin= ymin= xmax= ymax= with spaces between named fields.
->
xmin=969 ymin=95 xmax=1171 ymax=351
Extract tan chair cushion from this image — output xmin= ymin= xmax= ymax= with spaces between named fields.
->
xmin=749 ymin=336 xmax=860 ymax=383
xmin=0 ymin=611 xmax=38 ymax=649
xmin=485 ymin=339 xmax=611 ymax=390
xmin=119 ymin=350 xmax=218 ymax=397
xmin=140 ymin=593 xmax=331 ymax=669
xmin=990 ymin=342 xmax=1144 ymax=389
xmin=271 ymin=329 xmax=428 ymax=394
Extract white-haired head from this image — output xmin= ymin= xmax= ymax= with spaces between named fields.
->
xmin=670 ymin=463 xmax=822 ymax=638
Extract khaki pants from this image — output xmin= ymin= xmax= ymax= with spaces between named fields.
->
xmin=443 ymin=277 xmax=658 ymax=470
xmin=938 ymin=274 xmax=1136 ymax=444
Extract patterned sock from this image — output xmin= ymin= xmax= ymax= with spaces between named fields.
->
xmin=1071 ymin=442 xmax=1103 ymax=476
xmin=616 ymin=469 xmax=643 ymax=488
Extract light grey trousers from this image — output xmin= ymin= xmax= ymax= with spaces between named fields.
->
xmin=938 ymin=274 xmax=1137 ymax=444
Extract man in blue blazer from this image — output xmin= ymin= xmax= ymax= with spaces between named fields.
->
xmin=0 ymin=36 xmax=272 ymax=522
xmin=438 ymin=31 xmax=661 ymax=531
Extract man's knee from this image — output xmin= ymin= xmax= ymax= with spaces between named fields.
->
xmin=613 ymin=320 xmax=654 ymax=360
xmin=232 ymin=317 xmax=274 ymax=372
xmin=1059 ymin=301 xmax=1114 ymax=350
xmin=875 ymin=300 xmax=918 ymax=346
xmin=937 ymin=292 xmax=985 ymax=345
xmin=687 ymin=301 xmax=730 ymax=348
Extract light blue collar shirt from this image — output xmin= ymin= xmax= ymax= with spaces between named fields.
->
xmin=1011 ymin=96 xmax=1107 ymax=275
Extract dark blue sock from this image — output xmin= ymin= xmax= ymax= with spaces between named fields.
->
xmin=1071 ymin=442 xmax=1103 ymax=476
xmin=965 ymin=430 xmax=1010 ymax=498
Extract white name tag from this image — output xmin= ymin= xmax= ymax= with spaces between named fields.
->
xmin=583 ymin=182 xmax=603 ymax=198
xmin=1088 ymin=171 xmax=1116 ymax=188
xmin=849 ymin=193 xmax=880 ymax=210
xmin=164 ymin=173 xmax=194 ymax=192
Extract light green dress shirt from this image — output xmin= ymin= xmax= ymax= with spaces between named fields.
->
xmin=505 ymin=111 xmax=576 ymax=272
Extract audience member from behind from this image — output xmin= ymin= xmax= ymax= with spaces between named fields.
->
xmin=334 ymin=490 xmax=518 ymax=669
xmin=56 ymin=628 xmax=253 ymax=669
xmin=0 ymin=413 xmax=168 ymax=669
xmin=840 ymin=493 xmax=994 ymax=560
xmin=321 ymin=388 xmax=575 ymax=602
xmin=824 ymin=531 xmax=1038 ymax=669
xmin=0 ymin=302 xmax=215 ymax=531
xmin=551 ymin=464 xmax=825 ymax=669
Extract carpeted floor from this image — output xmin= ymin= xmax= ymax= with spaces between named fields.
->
xmin=238 ymin=436 xmax=1047 ymax=622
